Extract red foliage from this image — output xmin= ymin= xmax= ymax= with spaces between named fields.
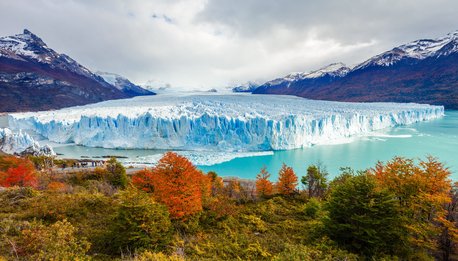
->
xmin=0 ymin=156 xmax=37 ymax=188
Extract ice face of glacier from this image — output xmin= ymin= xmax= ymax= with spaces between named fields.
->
xmin=0 ymin=128 xmax=55 ymax=156
xmin=8 ymin=94 xmax=444 ymax=152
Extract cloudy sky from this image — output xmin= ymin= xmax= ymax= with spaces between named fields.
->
xmin=0 ymin=0 xmax=457 ymax=90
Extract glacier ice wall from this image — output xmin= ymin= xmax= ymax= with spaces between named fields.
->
xmin=8 ymin=94 xmax=445 ymax=151
xmin=0 ymin=128 xmax=37 ymax=154
xmin=0 ymin=127 xmax=55 ymax=155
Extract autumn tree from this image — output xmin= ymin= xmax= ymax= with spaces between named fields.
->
xmin=132 ymin=168 xmax=155 ymax=193
xmin=371 ymin=156 xmax=452 ymax=252
xmin=203 ymin=172 xmax=239 ymax=219
xmin=133 ymin=152 xmax=211 ymax=220
xmin=256 ymin=166 xmax=273 ymax=198
xmin=276 ymin=163 xmax=298 ymax=196
xmin=439 ymin=182 xmax=458 ymax=260
xmin=301 ymin=164 xmax=328 ymax=198
xmin=0 ymin=156 xmax=37 ymax=188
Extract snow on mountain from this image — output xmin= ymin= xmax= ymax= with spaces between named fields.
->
xmin=232 ymin=81 xmax=261 ymax=93
xmin=96 ymin=71 xmax=154 ymax=96
xmin=0 ymin=29 xmax=98 ymax=80
xmin=0 ymin=29 xmax=135 ymax=112
xmin=263 ymin=63 xmax=351 ymax=87
xmin=0 ymin=128 xmax=55 ymax=156
xmin=8 ymin=93 xmax=444 ymax=152
xmin=355 ymin=31 xmax=458 ymax=70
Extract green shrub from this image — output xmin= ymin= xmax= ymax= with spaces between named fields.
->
xmin=303 ymin=198 xmax=321 ymax=219
xmin=106 ymin=157 xmax=128 ymax=189
xmin=19 ymin=219 xmax=90 ymax=260
xmin=108 ymin=187 xmax=172 ymax=254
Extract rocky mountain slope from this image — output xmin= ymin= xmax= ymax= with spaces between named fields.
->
xmin=253 ymin=31 xmax=458 ymax=109
xmin=0 ymin=29 xmax=153 ymax=112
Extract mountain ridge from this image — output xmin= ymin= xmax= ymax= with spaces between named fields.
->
xmin=252 ymin=30 xmax=458 ymax=109
xmin=0 ymin=29 xmax=153 ymax=112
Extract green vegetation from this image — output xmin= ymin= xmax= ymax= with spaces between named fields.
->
xmin=0 ymin=154 xmax=457 ymax=260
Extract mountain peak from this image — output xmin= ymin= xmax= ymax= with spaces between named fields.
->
xmin=18 ymin=29 xmax=47 ymax=47
xmin=23 ymin=29 xmax=33 ymax=35
xmin=355 ymin=30 xmax=458 ymax=70
xmin=305 ymin=62 xmax=350 ymax=78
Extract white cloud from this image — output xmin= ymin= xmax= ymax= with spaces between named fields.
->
xmin=0 ymin=0 xmax=457 ymax=89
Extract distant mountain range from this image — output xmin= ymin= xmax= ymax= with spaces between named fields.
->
xmin=96 ymin=71 xmax=152 ymax=97
xmin=0 ymin=29 xmax=153 ymax=112
xmin=251 ymin=31 xmax=458 ymax=109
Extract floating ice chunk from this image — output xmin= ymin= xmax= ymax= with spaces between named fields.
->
xmin=125 ymin=150 xmax=274 ymax=167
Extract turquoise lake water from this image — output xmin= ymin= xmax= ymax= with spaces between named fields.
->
xmin=199 ymin=110 xmax=458 ymax=180
xmin=49 ymin=110 xmax=458 ymax=181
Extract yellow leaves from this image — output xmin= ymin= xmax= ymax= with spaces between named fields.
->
xmin=370 ymin=156 xmax=453 ymax=251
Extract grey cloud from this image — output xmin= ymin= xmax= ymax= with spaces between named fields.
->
xmin=0 ymin=0 xmax=457 ymax=89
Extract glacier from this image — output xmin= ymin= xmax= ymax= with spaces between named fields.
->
xmin=8 ymin=93 xmax=444 ymax=152
xmin=0 ymin=128 xmax=55 ymax=156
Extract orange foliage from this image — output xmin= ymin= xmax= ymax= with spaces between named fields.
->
xmin=276 ymin=163 xmax=298 ymax=196
xmin=132 ymin=152 xmax=211 ymax=220
xmin=132 ymin=168 xmax=155 ymax=193
xmin=371 ymin=156 xmax=452 ymax=249
xmin=47 ymin=181 xmax=66 ymax=192
xmin=0 ymin=156 xmax=37 ymax=188
xmin=256 ymin=166 xmax=273 ymax=198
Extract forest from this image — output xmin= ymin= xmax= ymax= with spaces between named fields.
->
xmin=0 ymin=152 xmax=457 ymax=260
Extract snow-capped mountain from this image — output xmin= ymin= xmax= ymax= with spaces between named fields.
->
xmin=261 ymin=63 xmax=351 ymax=88
xmin=0 ymin=29 xmax=147 ymax=112
xmin=254 ymin=30 xmax=458 ymax=109
xmin=355 ymin=31 xmax=458 ymax=70
xmin=0 ymin=29 xmax=103 ymax=81
xmin=96 ymin=71 xmax=154 ymax=96
xmin=231 ymin=81 xmax=261 ymax=93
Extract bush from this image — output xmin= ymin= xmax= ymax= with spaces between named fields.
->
xmin=19 ymin=219 xmax=90 ymax=260
xmin=325 ymin=174 xmax=407 ymax=257
xmin=108 ymin=187 xmax=172 ymax=254
xmin=304 ymin=198 xmax=321 ymax=219
xmin=134 ymin=251 xmax=184 ymax=261
xmin=106 ymin=158 xmax=128 ymax=189
xmin=272 ymin=243 xmax=358 ymax=261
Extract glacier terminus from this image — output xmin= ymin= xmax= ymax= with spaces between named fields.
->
xmin=7 ymin=93 xmax=444 ymax=152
